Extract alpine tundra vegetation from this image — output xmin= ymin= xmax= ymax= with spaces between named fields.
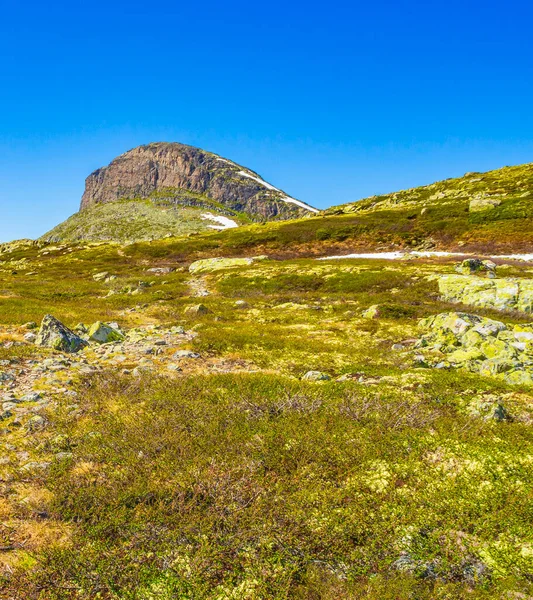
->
xmin=2 ymin=151 xmax=533 ymax=599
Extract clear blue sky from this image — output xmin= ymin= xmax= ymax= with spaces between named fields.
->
xmin=1 ymin=0 xmax=532 ymax=241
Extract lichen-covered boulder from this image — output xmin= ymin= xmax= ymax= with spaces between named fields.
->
xmin=438 ymin=275 xmax=533 ymax=313
xmin=454 ymin=258 xmax=496 ymax=276
xmin=469 ymin=196 xmax=501 ymax=212
xmin=35 ymin=315 xmax=88 ymax=353
xmin=184 ymin=304 xmax=209 ymax=316
xmin=87 ymin=322 xmax=125 ymax=344
xmin=188 ymin=256 xmax=267 ymax=274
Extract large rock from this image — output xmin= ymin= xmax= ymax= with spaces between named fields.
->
xmin=35 ymin=315 xmax=88 ymax=353
xmin=469 ymin=196 xmax=502 ymax=212
xmin=188 ymin=256 xmax=266 ymax=274
xmin=439 ymin=275 xmax=533 ymax=313
xmin=80 ymin=143 xmax=317 ymax=221
xmin=454 ymin=258 xmax=495 ymax=276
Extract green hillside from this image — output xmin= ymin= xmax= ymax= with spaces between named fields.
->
xmin=42 ymin=194 xmax=248 ymax=243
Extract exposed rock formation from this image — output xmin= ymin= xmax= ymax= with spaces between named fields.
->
xmin=80 ymin=142 xmax=317 ymax=220
xmin=438 ymin=275 xmax=533 ymax=313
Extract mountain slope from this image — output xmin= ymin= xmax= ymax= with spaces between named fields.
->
xmin=327 ymin=162 xmax=533 ymax=216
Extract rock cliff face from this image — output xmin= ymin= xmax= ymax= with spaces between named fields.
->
xmin=80 ymin=142 xmax=317 ymax=220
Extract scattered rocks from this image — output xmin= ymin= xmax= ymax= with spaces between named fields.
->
xmin=467 ymin=394 xmax=511 ymax=421
xmin=417 ymin=312 xmax=533 ymax=386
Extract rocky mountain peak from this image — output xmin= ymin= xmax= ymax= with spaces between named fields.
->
xmin=80 ymin=142 xmax=318 ymax=220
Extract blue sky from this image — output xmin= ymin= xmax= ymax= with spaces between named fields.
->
xmin=1 ymin=0 xmax=532 ymax=241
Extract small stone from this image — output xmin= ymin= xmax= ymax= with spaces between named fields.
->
xmin=362 ymin=305 xmax=380 ymax=319
xmin=50 ymin=434 xmax=70 ymax=451
xmin=26 ymin=415 xmax=46 ymax=431
xmin=302 ymin=371 xmax=331 ymax=381
xmin=21 ymin=461 xmax=50 ymax=473
xmin=24 ymin=332 xmax=37 ymax=343
xmin=53 ymin=452 xmax=73 ymax=461
xmin=93 ymin=271 xmax=109 ymax=282
xmin=146 ymin=267 xmax=175 ymax=275
xmin=392 ymin=343 xmax=405 ymax=351
xmin=184 ymin=304 xmax=209 ymax=316
xmin=173 ymin=350 xmax=201 ymax=359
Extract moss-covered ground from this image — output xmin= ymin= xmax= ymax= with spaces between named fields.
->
xmin=0 ymin=235 xmax=533 ymax=598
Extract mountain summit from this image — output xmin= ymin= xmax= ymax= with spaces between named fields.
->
xmin=43 ymin=142 xmax=318 ymax=242
xmin=81 ymin=142 xmax=317 ymax=219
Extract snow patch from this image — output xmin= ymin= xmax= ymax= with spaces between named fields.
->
xmin=201 ymin=213 xmax=239 ymax=230
xmin=496 ymin=254 xmax=533 ymax=261
xmin=237 ymin=170 xmax=319 ymax=213
xmin=238 ymin=170 xmax=279 ymax=191
xmin=283 ymin=197 xmax=320 ymax=213
xmin=317 ymin=252 xmax=406 ymax=261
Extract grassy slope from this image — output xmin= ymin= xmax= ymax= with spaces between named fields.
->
xmin=41 ymin=194 xmax=249 ymax=243
xmin=1 ymin=236 xmax=533 ymax=597
xmin=323 ymin=162 xmax=533 ymax=252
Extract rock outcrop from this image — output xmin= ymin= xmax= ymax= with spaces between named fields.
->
xmin=439 ymin=275 xmax=533 ymax=313
xmin=416 ymin=312 xmax=533 ymax=386
xmin=80 ymin=142 xmax=317 ymax=221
